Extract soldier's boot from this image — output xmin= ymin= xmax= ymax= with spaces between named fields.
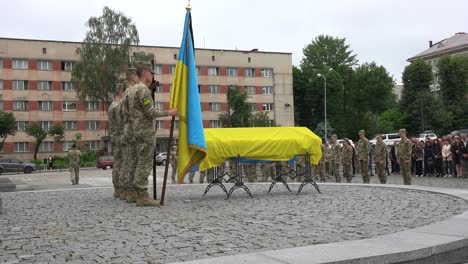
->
xmin=119 ymin=189 xmax=127 ymax=200
xmin=136 ymin=190 xmax=160 ymax=207
xmin=126 ymin=190 xmax=138 ymax=203
xmin=113 ymin=188 xmax=120 ymax=198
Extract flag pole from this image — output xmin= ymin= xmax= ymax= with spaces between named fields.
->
xmin=160 ymin=116 xmax=175 ymax=206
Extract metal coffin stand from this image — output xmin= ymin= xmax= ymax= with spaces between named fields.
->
xmin=296 ymin=154 xmax=321 ymax=195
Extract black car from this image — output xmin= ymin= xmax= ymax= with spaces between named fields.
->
xmin=0 ymin=158 xmax=38 ymax=175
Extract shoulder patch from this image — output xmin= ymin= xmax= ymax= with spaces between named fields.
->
xmin=143 ymin=99 xmax=151 ymax=106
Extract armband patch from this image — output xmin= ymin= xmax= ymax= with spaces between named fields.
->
xmin=143 ymin=99 xmax=151 ymax=106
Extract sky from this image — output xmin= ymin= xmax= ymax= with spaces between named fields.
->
xmin=2 ymin=0 xmax=467 ymax=84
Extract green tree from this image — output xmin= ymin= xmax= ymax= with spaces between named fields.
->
xmin=251 ymin=112 xmax=276 ymax=127
xmin=378 ymin=107 xmax=407 ymax=134
xmin=72 ymin=6 xmax=139 ymax=105
xmin=0 ymin=112 xmax=16 ymax=152
xmin=219 ymin=86 xmax=252 ymax=127
xmin=26 ymin=123 xmax=65 ymax=160
xmin=400 ymin=59 xmax=433 ymax=134
xmin=437 ymin=55 xmax=468 ymax=130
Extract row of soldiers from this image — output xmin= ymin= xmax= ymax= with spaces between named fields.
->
xmin=108 ymin=62 xmax=177 ymax=206
xmin=317 ymin=129 xmax=413 ymax=185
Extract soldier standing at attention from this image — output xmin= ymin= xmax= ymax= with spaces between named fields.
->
xmin=130 ymin=62 xmax=177 ymax=206
xmin=318 ymin=142 xmax=327 ymax=183
xmin=341 ymin=138 xmax=353 ymax=183
xmin=397 ymin=128 xmax=413 ymax=185
xmin=108 ymin=84 xmax=125 ymax=197
xmin=120 ymin=67 xmax=139 ymax=202
xmin=323 ymin=142 xmax=331 ymax=180
xmin=329 ymin=135 xmax=341 ymax=183
xmin=374 ymin=134 xmax=388 ymax=184
xmin=357 ymin=130 xmax=371 ymax=183
xmin=170 ymin=145 xmax=178 ymax=184
xmin=68 ymin=144 xmax=82 ymax=185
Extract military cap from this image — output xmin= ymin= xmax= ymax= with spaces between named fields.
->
xmin=126 ymin=66 xmax=137 ymax=78
xmin=399 ymin=128 xmax=407 ymax=134
xmin=331 ymin=134 xmax=337 ymax=139
xmin=135 ymin=61 xmax=153 ymax=73
xmin=376 ymin=134 xmax=383 ymax=139
xmin=358 ymin=130 xmax=365 ymax=135
xmin=343 ymin=138 xmax=350 ymax=143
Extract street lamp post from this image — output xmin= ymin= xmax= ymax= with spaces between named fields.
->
xmin=317 ymin=68 xmax=333 ymax=143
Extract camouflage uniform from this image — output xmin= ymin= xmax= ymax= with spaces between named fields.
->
xmin=129 ymin=81 xmax=168 ymax=204
xmin=108 ymin=100 xmax=123 ymax=197
xmin=261 ymin=162 xmax=276 ymax=182
xmin=341 ymin=142 xmax=353 ymax=183
xmin=318 ymin=145 xmax=328 ymax=182
xmin=68 ymin=148 xmax=82 ymax=185
xmin=323 ymin=146 xmax=331 ymax=180
xmin=329 ymin=138 xmax=341 ymax=183
xmin=357 ymin=130 xmax=371 ymax=183
xmin=397 ymin=129 xmax=413 ymax=185
xmin=294 ymin=156 xmax=306 ymax=182
xmin=121 ymin=87 xmax=139 ymax=202
xmin=374 ymin=140 xmax=388 ymax=184
xmin=170 ymin=146 xmax=178 ymax=184
xmin=243 ymin=163 xmax=257 ymax=182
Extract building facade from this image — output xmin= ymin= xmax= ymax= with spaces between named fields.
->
xmin=0 ymin=38 xmax=294 ymax=160
xmin=407 ymin=32 xmax=468 ymax=93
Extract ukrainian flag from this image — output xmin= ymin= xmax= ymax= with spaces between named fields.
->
xmin=170 ymin=7 xmax=207 ymax=183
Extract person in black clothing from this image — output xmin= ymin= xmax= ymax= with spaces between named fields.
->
xmin=413 ymin=140 xmax=424 ymax=177
xmin=424 ymin=141 xmax=435 ymax=176
xmin=452 ymin=136 xmax=462 ymax=177
xmin=390 ymin=142 xmax=400 ymax=174
xmin=433 ymin=139 xmax=443 ymax=176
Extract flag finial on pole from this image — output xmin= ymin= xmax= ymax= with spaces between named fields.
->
xmin=186 ymin=1 xmax=191 ymax=11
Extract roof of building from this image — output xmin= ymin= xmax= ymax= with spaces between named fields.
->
xmin=408 ymin=32 xmax=468 ymax=61
xmin=0 ymin=37 xmax=292 ymax=55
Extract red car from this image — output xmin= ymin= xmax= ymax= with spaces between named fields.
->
xmin=96 ymin=156 xmax=114 ymax=169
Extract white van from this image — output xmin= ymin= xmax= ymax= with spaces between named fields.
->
xmin=369 ymin=133 xmax=401 ymax=146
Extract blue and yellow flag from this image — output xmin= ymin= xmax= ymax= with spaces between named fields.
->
xmin=170 ymin=7 xmax=207 ymax=183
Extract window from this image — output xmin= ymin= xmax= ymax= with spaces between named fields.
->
xmin=210 ymin=120 xmax=221 ymax=128
xmin=262 ymin=103 xmax=273 ymax=111
xmin=0 ymin=60 xmax=3 ymax=69
xmin=0 ymin=80 xmax=3 ymax=90
xmin=174 ymin=120 xmax=179 ymax=129
xmin=41 ymin=121 xmax=53 ymax=131
xmin=227 ymin=68 xmax=238 ymax=76
xmin=62 ymin=81 xmax=76 ymax=91
xmin=38 ymin=101 xmax=53 ymax=111
xmin=170 ymin=65 xmax=176 ymax=75
xmin=61 ymin=61 xmax=74 ymax=72
xmin=62 ymin=101 xmax=77 ymax=111
xmin=250 ymin=103 xmax=256 ymax=112
xmin=154 ymin=85 xmax=163 ymax=93
xmin=87 ymin=121 xmax=99 ymax=130
xmin=261 ymin=69 xmax=273 ymax=78
xmin=86 ymin=101 xmax=99 ymax=111
xmin=245 ymin=86 xmax=256 ymax=95
xmin=42 ymin=48 xmax=47 ymax=54
xmin=37 ymin=60 xmax=52 ymax=71
xmin=208 ymin=67 xmax=219 ymax=76
xmin=62 ymin=141 xmax=74 ymax=152
xmin=38 ymin=81 xmax=52 ymax=91
xmin=12 ymin=59 xmax=28 ymax=70
xmin=14 ymin=142 xmax=29 ymax=153
xmin=39 ymin=142 xmax=53 ymax=152
xmin=212 ymin=55 xmax=215 ymax=61
xmin=209 ymin=103 xmax=221 ymax=111
xmin=262 ymin=86 xmax=273 ymax=94
xmin=13 ymin=80 xmax=28 ymax=90
xmin=154 ymin=65 xmax=162 ymax=75
xmin=208 ymin=85 xmax=220 ymax=94
xmin=63 ymin=121 xmax=77 ymax=130
xmin=0 ymin=100 xmax=3 ymax=111
xmin=16 ymin=121 xmax=28 ymax=131
xmin=154 ymin=102 xmax=164 ymax=111
xmin=196 ymin=67 xmax=200 ymax=75
xmin=87 ymin=140 xmax=100 ymax=151
xmin=245 ymin=68 xmax=255 ymax=77
xmin=156 ymin=121 xmax=164 ymax=129
xmin=13 ymin=101 xmax=29 ymax=111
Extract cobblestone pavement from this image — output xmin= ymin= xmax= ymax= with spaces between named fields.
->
xmin=1 ymin=184 xmax=467 ymax=263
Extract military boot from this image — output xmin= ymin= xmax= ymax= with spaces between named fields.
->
xmin=136 ymin=191 xmax=160 ymax=207
xmin=119 ymin=189 xmax=127 ymax=200
xmin=126 ymin=190 xmax=138 ymax=203
xmin=113 ymin=188 xmax=120 ymax=198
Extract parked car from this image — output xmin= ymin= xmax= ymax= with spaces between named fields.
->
xmin=96 ymin=156 xmax=114 ymax=170
xmin=156 ymin=152 xmax=167 ymax=166
xmin=369 ymin=133 xmax=401 ymax=146
xmin=418 ymin=131 xmax=438 ymax=142
xmin=0 ymin=158 xmax=37 ymax=175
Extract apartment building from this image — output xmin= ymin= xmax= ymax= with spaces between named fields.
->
xmin=0 ymin=38 xmax=294 ymax=160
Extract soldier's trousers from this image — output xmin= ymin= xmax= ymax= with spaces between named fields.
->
xmin=124 ymin=143 xmax=138 ymax=192
xmin=198 ymin=171 xmax=206 ymax=183
xmin=330 ymin=161 xmax=341 ymax=183
xmin=343 ymin=162 xmax=352 ymax=183
xmin=243 ymin=163 xmax=257 ymax=182
xmin=318 ymin=162 xmax=326 ymax=182
xmin=170 ymin=162 xmax=177 ymax=183
xmin=134 ymin=137 xmax=155 ymax=193
xmin=69 ymin=164 xmax=79 ymax=183
xmin=261 ymin=163 xmax=275 ymax=182
xmin=399 ymin=158 xmax=412 ymax=185
xmin=359 ymin=159 xmax=369 ymax=183
xmin=376 ymin=162 xmax=387 ymax=184
xmin=188 ymin=171 xmax=195 ymax=183
xmin=325 ymin=161 xmax=331 ymax=179
xmin=111 ymin=140 xmax=122 ymax=189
